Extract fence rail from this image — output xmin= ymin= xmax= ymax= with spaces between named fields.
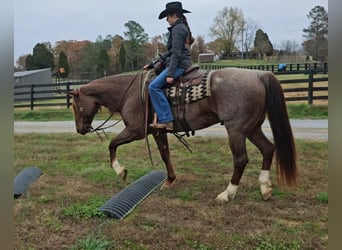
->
xmin=200 ymin=62 xmax=328 ymax=72
xmin=14 ymin=68 xmax=328 ymax=110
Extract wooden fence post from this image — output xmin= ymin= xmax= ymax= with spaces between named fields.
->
xmin=66 ymin=82 xmax=71 ymax=108
xmin=30 ymin=84 xmax=34 ymax=110
xmin=308 ymin=70 xmax=314 ymax=105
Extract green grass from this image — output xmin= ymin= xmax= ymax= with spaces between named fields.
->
xmin=63 ymin=197 xmax=107 ymax=219
xmin=71 ymin=233 xmax=113 ymax=250
xmin=286 ymin=103 xmax=328 ymax=119
xmin=316 ymin=192 xmax=328 ymax=204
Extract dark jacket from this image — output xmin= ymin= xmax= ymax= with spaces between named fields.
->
xmin=160 ymin=19 xmax=192 ymax=77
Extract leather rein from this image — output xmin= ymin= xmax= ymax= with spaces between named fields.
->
xmin=90 ymin=70 xmax=144 ymax=141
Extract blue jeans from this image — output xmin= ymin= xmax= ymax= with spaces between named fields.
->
xmin=148 ymin=67 xmax=185 ymax=123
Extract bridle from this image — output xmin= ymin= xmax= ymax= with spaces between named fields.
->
xmin=77 ymin=70 xmax=144 ymax=141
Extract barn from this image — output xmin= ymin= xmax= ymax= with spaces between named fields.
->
xmin=14 ymin=68 xmax=53 ymax=100
xmin=198 ymin=53 xmax=216 ymax=63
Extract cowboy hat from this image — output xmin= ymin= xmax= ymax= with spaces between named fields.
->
xmin=158 ymin=1 xmax=191 ymax=19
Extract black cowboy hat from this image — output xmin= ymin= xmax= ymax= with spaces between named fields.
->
xmin=158 ymin=1 xmax=191 ymax=19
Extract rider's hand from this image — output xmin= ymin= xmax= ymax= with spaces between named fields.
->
xmin=166 ymin=76 xmax=174 ymax=84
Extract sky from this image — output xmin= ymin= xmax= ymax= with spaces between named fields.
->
xmin=14 ymin=0 xmax=328 ymax=62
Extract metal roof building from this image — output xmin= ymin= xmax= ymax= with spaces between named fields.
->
xmin=14 ymin=68 xmax=53 ymax=100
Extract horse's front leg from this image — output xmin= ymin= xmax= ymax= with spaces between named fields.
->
xmin=109 ymin=128 xmax=142 ymax=181
xmin=152 ymin=132 xmax=176 ymax=187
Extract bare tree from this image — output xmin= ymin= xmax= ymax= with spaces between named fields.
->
xmin=150 ymin=35 xmax=166 ymax=57
xmin=241 ymin=19 xmax=259 ymax=58
xmin=279 ymin=40 xmax=300 ymax=55
xmin=209 ymin=6 xmax=245 ymax=57
xmin=15 ymin=54 xmax=29 ymax=71
xmin=190 ymin=35 xmax=207 ymax=62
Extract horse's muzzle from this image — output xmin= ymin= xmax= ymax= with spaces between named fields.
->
xmin=78 ymin=124 xmax=93 ymax=135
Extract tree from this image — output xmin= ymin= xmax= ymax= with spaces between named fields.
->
xmin=254 ymin=29 xmax=273 ymax=59
xmin=78 ymin=43 xmax=97 ymax=79
xmin=96 ymin=48 xmax=110 ymax=77
xmin=190 ymin=35 xmax=207 ymax=62
xmin=279 ymin=40 xmax=300 ymax=55
xmin=207 ymin=38 xmax=225 ymax=56
xmin=302 ymin=5 xmax=328 ymax=62
xmin=151 ymin=35 xmax=167 ymax=57
xmin=26 ymin=43 xmax=55 ymax=70
xmin=209 ymin=6 xmax=245 ymax=57
xmin=123 ymin=20 xmax=149 ymax=70
xmin=15 ymin=54 xmax=29 ymax=71
xmin=54 ymin=40 xmax=91 ymax=78
xmin=25 ymin=55 xmax=34 ymax=70
xmin=119 ymin=42 xmax=126 ymax=72
xmin=57 ymin=51 xmax=70 ymax=78
xmin=241 ymin=19 xmax=259 ymax=58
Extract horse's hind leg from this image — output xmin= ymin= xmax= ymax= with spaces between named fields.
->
xmin=216 ymin=128 xmax=248 ymax=202
xmin=247 ymin=127 xmax=275 ymax=201
xmin=152 ymin=133 xmax=176 ymax=187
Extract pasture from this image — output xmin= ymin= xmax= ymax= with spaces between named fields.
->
xmin=14 ymin=133 xmax=328 ymax=249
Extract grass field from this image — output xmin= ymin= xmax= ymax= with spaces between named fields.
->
xmin=14 ymin=133 xmax=328 ymax=249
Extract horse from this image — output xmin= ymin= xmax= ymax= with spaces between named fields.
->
xmin=69 ymin=67 xmax=297 ymax=202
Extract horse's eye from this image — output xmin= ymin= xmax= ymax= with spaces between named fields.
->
xmin=80 ymin=107 xmax=84 ymax=112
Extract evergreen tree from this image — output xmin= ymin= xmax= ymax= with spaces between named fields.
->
xmin=25 ymin=55 xmax=34 ymax=70
xmin=254 ymin=29 xmax=273 ymax=59
xmin=119 ymin=42 xmax=126 ymax=72
xmin=96 ymin=48 xmax=110 ymax=77
xmin=302 ymin=5 xmax=328 ymax=62
xmin=123 ymin=20 xmax=149 ymax=70
xmin=57 ymin=51 xmax=70 ymax=78
xmin=26 ymin=43 xmax=55 ymax=70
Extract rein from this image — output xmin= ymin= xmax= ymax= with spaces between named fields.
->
xmin=90 ymin=70 xmax=143 ymax=141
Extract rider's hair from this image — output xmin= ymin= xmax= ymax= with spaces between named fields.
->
xmin=175 ymin=13 xmax=195 ymax=46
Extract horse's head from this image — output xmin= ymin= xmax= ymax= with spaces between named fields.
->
xmin=69 ymin=88 xmax=100 ymax=135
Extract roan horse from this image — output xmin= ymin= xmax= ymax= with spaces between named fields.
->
xmin=69 ymin=67 xmax=297 ymax=202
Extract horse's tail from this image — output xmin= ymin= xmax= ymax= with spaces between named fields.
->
xmin=260 ymin=72 xmax=297 ymax=186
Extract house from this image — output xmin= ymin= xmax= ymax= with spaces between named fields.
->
xmin=14 ymin=68 xmax=52 ymax=100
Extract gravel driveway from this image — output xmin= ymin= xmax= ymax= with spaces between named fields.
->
xmin=14 ymin=119 xmax=328 ymax=141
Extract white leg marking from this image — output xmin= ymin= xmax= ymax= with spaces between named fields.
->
xmin=216 ymin=182 xmax=238 ymax=202
xmin=259 ymin=170 xmax=272 ymax=200
xmin=112 ymin=158 xmax=125 ymax=176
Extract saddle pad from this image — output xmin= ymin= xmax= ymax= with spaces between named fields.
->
xmin=165 ymin=70 xmax=212 ymax=105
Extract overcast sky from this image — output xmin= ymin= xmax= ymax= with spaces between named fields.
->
xmin=14 ymin=0 xmax=328 ymax=61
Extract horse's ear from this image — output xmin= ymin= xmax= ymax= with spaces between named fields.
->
xmin=80 ymin=85 xmax=97 ymax=96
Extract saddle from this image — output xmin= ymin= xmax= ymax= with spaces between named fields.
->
xmin=174 ymin=65 xmax=202 ymax=85
xmin=165 ymin=65 xmax=211 ymax=106
xmin=165 ymin=65 xmax=211 ymax=135
xmin=143 ymin=65 xmax=211 ymax=136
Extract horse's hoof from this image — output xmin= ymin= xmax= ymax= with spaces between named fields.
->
xmin=160 ymin=179 xmax=176 ymax=190
xmin=261 ymin=187 xmax=272 ymax=201
xmin=119 ymin=169 xmax=128 ymax=182
xmin=262 ymin=191 xmax=272 ymax=201
xmin=260 ymin=182 xmax=272 ymax=201
xmin=215 ymin=193 xmax=229 ymax=202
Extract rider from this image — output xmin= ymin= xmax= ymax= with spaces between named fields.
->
xmin=144 ymin=1 xmax=194 ymax=131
